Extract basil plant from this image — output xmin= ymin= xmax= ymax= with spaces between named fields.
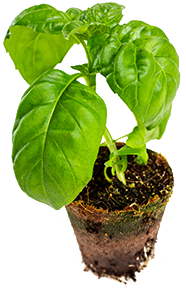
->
xmin=4 ymin=3 xmax=180 ymax=209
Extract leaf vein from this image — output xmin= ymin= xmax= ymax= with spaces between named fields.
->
xmin=13 ymin=131 xmax=45 ymax=163
xmin=61 ymin=92 xmax=99 ymax=119
xmin=44 ymin=165 xmax=68 ymax=196
xmin=144 ymin=71 xmax=162 ymax=122
xmin=58 ymin=100 xmax=89 ymax=148
xmin=41 ymin=74 xmax=80 ymax=203
xmin=48 ymin=133 xmax=77 ymax=187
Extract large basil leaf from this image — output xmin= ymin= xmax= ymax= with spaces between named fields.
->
xmin=4 ymin=4 xmax=80 ymax=84
xmin=88 ymin=20 xmax=180 ymax=130
xmin=7 ymin=4 xmax=70 ymax=34
xmin=4 ymin=26 xmax=76 ymax=84
xmin=12 ymin=70 xmax=107 ymax=209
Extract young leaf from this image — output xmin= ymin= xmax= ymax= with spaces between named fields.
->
xmin=12 ymin=70 xmax=107 ymax=209
xmin=65 ymin=8 xmax=83 ymax=20
xmin=62 ymin=21 xmax=108 ymax=40
xmin=71 ymin=64 xmax=89 ymax=75
xmin=126 ymin=126 xmax=145 ymax=148
xmin=78 ymin=3 xmax=125 ymax=30
xmin=4 ymin=4 xmax=80 ymax=84
xmin=114 ymin=145 xmax=148 ymax=165
xmin=104 ymin=153 xmax=127 ymax=182
xmin=62 ymin=21 xmax=89 ymax=40
xmin=62 ymin=2 xmax=124 ymax=40
xmin=88 ymin=20 xmax=180 ymax=132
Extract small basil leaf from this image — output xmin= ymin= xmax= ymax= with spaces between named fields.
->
xmin=87 ymin=23 xmax=109 ymax=36
xmin=126 ymin=126 xmax=145 ymax=148
xmin=12 ymin=70 xmax=107 ymax=209
xmin=62 ymin=20 xmax=89 ymax=40
xmin=4 ymin=26 xmax=77 ymax=84
xmin=104 ymin=153 xmax=114 ymax=167
xmin=65 ymin=8 xmax=83 ymax=20
xmin=114 ymin=145 xmax=148 ymax=165
xmin=62 ymin=21 xmax=109 ymax=40
xmin=104 ymin=154 xmax=127 ymax=182
xmin=71 ymin=64 xmax=89 ymax=74
xmin=135 ymin=155 xmax=147 ymax=166
xmin=114 ymin=155 xmax=128 ymax=173
xmin=62 ymin=3 xmax=124 ymax=40
xmin=78 ymin=3 xmax=125 ymax=30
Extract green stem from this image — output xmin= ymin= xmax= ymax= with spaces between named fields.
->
xmin=73 ymin=35 xmax=92 ymax=72
xmin=104 ymin=128 xmax=126 ymax=186
xmin=79 ymin=38 xmax=126 ymax=186
xmin=84 ymin=74 xmax=96 ymax=91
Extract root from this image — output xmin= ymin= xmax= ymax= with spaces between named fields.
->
xmin=83 ymin=240 xmax=156 ymax=284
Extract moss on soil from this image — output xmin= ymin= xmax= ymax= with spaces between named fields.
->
xmin=74 ymin=144 xmax=173 ymax=215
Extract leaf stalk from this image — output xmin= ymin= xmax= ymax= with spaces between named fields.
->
xmin=103 ymin=127 xmax=126 ymax=186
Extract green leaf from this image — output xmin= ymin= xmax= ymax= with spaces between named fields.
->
xmin=114 ymin=145 xmax=148 ymax=165
xmin=118 ymin=20 xmax=168 ymax=42
xmin=126 ymin=126 xmax=145 ymax=148
xmin=65 ymin=8 xmax=83 ymax=20
xmin=12 ymin=70 xmax=107 ymax=209
xmin=71 ymin=64 xmax=89 ymax=74
xmin=88 ymin=20 xmax=180 ymax=131
xmin=62 ymin=2 xmax=124 ymax=40
xmin=145 ymin=104 xmax=172 ymax=141
xmin=62 ymin=21 xmax=108 ymax=40
xmin=4 ymin=26 xmax=77 ymax=84
xmin=62 ymin=20 xmax=89 ymax=40
xmin=114 ymin=155 xmax=128 ymax=172
xmin=104 ymin=153 xmax=127 ymax=182
xmin=88 ymin=33 xmax=120 ymax=72
xmin=3 ymin=4 xmax=80 ymax=84
xmin=8 ymin=4 xmax=70 ymax=34
xmin=78 ymin=3 xmax=125 ymax=30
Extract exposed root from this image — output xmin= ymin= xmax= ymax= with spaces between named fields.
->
xmin=83 ymin=240 xmax=156 ymax=284
xmin=138 ymin=239 xmax=155 ymax=272
xmin=84 ymin=265 xmax=127 ymax=284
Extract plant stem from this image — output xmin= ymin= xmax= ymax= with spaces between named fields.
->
xmin=104 ymin=127 xmax=126 ymax=186
xmin=84 ymin=74 xmax=96 ymax=91
xmin=79 ymin=38 xmax=126 ymax=186
xmin=73 ymin=36 xmax=92 ymax=72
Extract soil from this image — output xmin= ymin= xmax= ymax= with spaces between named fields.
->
xmin=67 ymin=143 xmax=174 ymax=282
xmin=74 ymin=143 xmax=174 ymax=211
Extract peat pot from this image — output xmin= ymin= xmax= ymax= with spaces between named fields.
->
xmin=66 ymin=144 xmax=173 ymax=281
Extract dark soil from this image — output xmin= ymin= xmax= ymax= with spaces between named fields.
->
xmin=75 ymin=143 xmax=174 ymax=211
xmin=68 ymin=143 xmax=174 ymax=282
